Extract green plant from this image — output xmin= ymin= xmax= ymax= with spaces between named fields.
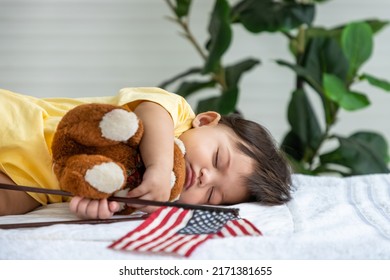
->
xmin=161 ymin=0 xmax=390 ymax=176
xmin=161 ymin=0 xmax=260 ymax=114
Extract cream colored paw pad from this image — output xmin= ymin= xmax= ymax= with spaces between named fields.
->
xmin=99 ymin=109 xmax=139 ymax=141
xmin=85 ymin=162 xmax=124 ymax=193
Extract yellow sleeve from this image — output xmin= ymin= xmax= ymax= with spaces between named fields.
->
xmin=115 ymin=87 xmax=195 ymax=137
xmin=43 ymin=87 xmax=196 ymax=137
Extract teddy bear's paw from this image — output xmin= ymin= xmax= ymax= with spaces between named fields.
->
xmin=99 ymin=109 xmax=139 ymax=142
xmin=85 ymin=162 xmax=125 ymax=194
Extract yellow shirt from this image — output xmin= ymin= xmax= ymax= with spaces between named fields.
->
xmin=0 ymin=87 xmax=195 ymax=204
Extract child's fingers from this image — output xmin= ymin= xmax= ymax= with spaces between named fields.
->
xmin=75 ymin=198 xmax=98 ymax=219
xmin=138 ymin=205 xmax=159 ymax=214
xmin=94 ymin=199 xmax=114 ymax=219
xmin=70 ymin=196 xmax=94 ymax=218
xmin=69 ymin=196 xmax=83 ymax=214
xmin=69 ymin=196 xmax=90 ymax=218
xmin=126 ymin=184 xmax=149 ymax=198
xmin=108 ymin=201 xmax=120 ymax=213
xmin=69 ymin=197 xmax=118 ymax=219
xmin=84 ymin=200 xmax=99 ymax=219
xmin=125 ymin=189 xmax=154 ymax=209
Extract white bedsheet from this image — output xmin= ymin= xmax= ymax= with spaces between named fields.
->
xmin=0 ymin=174 xmax=389 ymax=259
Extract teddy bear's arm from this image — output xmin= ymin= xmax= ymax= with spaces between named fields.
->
xmin=55 ymin=103 xmax=143 ymax=147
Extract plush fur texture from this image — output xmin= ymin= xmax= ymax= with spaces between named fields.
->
xmin=51 ymin=103 xmax=185 ymax=214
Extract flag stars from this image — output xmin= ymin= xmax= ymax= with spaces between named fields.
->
xmin=178 ymin=210 xmax=236 ymax=235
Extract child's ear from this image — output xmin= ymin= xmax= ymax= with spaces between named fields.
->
xmin=192 ymin=111 xmax=221 ymax=127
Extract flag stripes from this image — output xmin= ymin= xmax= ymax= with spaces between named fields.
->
xmin=109 ymin=206 xmax=262 ymax=257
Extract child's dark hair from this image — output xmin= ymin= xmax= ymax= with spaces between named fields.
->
xmin=219 ymin=114 xmax=292 ymax=205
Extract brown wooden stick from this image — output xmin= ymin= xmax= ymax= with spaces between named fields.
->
xmin=0 ymin=183 xmax=240 ymax=215
xmin=0 ymin=215 xmax=149 ymax=230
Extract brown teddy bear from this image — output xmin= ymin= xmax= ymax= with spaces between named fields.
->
xmin=51 ymin=103 xmax=186 ymax=214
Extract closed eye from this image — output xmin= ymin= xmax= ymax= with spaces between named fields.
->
xmin=207 ymin=187 xmax=214 ymax=203
xmin=214 ymin=148 xmax=219 ymax=168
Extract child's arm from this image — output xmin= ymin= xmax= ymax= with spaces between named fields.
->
xmin=69 ymin=101 xmax=174 ymax=218
xmin=0 ymin=172 xmax=41 ymax=215
xmin=126 ymin=101 xmax=174 ymax=212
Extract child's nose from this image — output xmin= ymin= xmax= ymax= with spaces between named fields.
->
xmin=199 ymin=168 xmax=210 ymax=187
xmin=199 ymin=168 xmax=215 ymax=188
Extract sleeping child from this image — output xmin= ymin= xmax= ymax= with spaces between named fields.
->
xmin=0 ymin=87 xmax=292 ymax=219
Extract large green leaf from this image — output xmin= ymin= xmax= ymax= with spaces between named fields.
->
xmin=306 ymin=19 xmax=388 ymax=42
xmin=276 ymin=58 xmax=338 ymax=126
xmin=232 ymin=0 xmax=315 ymax=33
xmin=281 ymin=130 xmax=305 ymax=161
xmin=280 ymin=38 xmax=349 ymax=104
xmin=320 ymin=132 xmax=390 ymax=175
xmin=281 ymin=131 xmax=325 ymax=175
xmin=219 ymin=87 xmax=239 ymax=114
xmin=339 ymin=20 xmax=388 ymax=37
xmin=365 ymin=19 xmax=390 ymax=34
xmin=224 ymin=58 xmax=260 ymax=88
xmin=173 ymin=0 xmax=192 ymax=18
xmin=196 ymin=88 xmax=239 ymax=114
xmin=276 ymin=59 xmax=322 ymax=93
xmin=341 ymin=22 xmax=373 ymax=79
xmin=323 ymin=73 xmax=370 ymax=111
xmin=175 ymin=80 xmax=216 ymax=98
xmin=361 ymin=73 xmax=390 ymax=92
xmin=203 ymin=0 xmax=232 ymax=74
xmin=196 ymin=96 xmax=221 ymax=113
xmin=287 ymin=89 xmax=323 ymax=151
xmin=303 ymin=37 xmax=349 ymax=87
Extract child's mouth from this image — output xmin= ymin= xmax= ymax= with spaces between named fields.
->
xmin=184 ymin=163 xmax=194 ymax=190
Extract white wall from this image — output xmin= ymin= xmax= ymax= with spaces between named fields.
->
xmin=0 ymin=0 xmax=389 ymax=145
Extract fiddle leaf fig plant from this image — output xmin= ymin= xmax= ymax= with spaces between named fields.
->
xmin=231 ymin=0 xmax=390 ymax=176
xmin=161 ymin=0 xmax=390 ymax=176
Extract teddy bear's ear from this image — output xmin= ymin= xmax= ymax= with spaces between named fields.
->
xmin=174 ymin=138 xmax=186 ymax=155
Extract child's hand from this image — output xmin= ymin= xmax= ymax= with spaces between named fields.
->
xmin=126 ymin=165 xmax=172 ymax=213
xmin=69 ymin=196 xmax=120 ymax=219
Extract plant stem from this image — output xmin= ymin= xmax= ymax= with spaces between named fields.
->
xmin=296 ymin=25 xmax=306 ymax=55
xmin=213 ymin=67 xmax=228 ymax=91
xmin=164 ymin=0 xmax=228 ymax=91
xmin=307 ymin=127 xmax=330 ymax=170
xmin=165 ymin=0 xmax=207 ymax=61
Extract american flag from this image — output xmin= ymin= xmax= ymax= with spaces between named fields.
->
xmin=109 ymin=206 xmax=262 ymax=257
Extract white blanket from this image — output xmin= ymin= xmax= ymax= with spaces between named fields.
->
xmin=1 ymin=174 xmax=389 ymax=259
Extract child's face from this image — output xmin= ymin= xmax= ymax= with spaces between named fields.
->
xmin=178 ymin=112 xmax=253 ymax=206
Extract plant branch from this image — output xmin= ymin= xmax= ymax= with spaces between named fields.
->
xmin=306 ymin=127 xmax=331 ymax=170
xmin=165 ymin=0 xmax=207 ymax=61
xmin=213 ymin=67 xmax=228 ymax=91
xmin=164 ymin=0 xmax=227 ymax=91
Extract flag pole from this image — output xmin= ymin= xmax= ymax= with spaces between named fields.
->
xmin=0 ymin=183 xmax=240 ymax=215
xmin=0 ymin=215 xmax=149 ymax=230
